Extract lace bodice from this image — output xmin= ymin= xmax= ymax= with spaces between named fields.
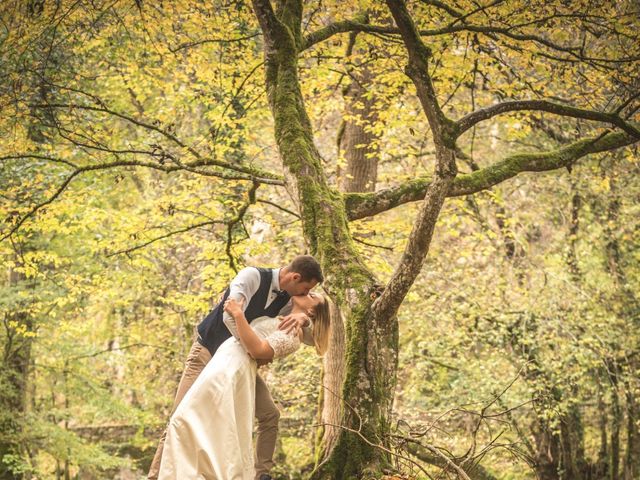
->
xmin=250 ymin=316 xmax=301 ymax=359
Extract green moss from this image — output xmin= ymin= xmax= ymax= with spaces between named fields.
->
xmin=263 ymin=7 xmax=402 ymax=476
xmin=344 ymin=177 xmax=432 ymax=220
xmin=310 ymin=293 xmax=398 ymax=479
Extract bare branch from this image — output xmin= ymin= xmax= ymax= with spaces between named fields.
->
xmin=302 ymin=18 xmax=639 ymax=65
xmin=456 ymin=100 xmax=640 ymax=138
xmin=406 ymin=442 xmax=498 ymax=480
xmin=0 ymin=155 xmax=282 ymax=241
xmin=257 ymin=198 xmax=300 ymax=218
xmin=106 ymin=219 xmax=226 ymax=257
xmin=314 ymin=384 xmax=436 ymax=479
xmin=353 ymin=236 xmax=394 ymax=251
xmin=69 ymin=342 xmax=175 ymax=359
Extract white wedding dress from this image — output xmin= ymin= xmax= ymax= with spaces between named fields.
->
xmin=158 ymin=316 xmax=301 ymax=480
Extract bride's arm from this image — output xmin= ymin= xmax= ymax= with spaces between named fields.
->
xmin=224 ymin=298 xmax=275 ymax=360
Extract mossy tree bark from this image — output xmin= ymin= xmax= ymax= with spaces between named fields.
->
xmin=317 ymin=22 xmax=384 ymax=466
xmin=252 ymin=1 xmax=397 ymax=476
xmin=252 ymin=1 xmax=457 ymax=476
xmin=250 ymin=1 xmax=640 ymax=477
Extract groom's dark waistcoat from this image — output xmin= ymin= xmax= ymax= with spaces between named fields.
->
xmin=197 ymin=267 xmax=291 ymax=355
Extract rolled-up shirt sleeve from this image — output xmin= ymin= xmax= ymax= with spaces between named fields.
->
xmin=222 ymin=267 xmax=261 ymax=339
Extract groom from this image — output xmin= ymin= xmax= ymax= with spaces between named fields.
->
xmin=148 ymin=255 xmax=323 ymax=480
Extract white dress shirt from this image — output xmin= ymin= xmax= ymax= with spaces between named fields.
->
xmin=223 ymin=267 xmax=314 ymax=346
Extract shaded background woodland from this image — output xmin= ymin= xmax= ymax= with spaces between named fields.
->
xmin=1 ymin=1 xmax=639 ymax=479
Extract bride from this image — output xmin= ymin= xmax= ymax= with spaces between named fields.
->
xmin=158 ymin=291 xmax=330 ymax=479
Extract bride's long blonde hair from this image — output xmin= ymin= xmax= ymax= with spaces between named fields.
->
xmin=311 ymin=295 xmax=331 ymax=355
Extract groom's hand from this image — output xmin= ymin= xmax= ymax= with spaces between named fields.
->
xmin=278 ymin=312 xmax=310 ymax=336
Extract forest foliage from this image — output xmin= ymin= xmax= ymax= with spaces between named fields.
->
xmin=1 ymin=0 xmax=639 ymax=479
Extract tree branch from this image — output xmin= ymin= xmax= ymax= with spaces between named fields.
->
xmin=251 ymin=0 xmax=287 ymax=50
xmin=257 ymin=198 xmax=300 ymax=218
xmin=373 ymin=0 xmax=458 ymax=323
xmin=420 ymin=0 xmax=463 ymax=18
xmin=2 ymin=168 xmax=82 ymax=242
xmin=302 ymin=15 xmax=376 ymax=50
xmin=406 ymin=442 xmax=498 ymax=480
xmin=345 ymin=126 xmax=639 ymax=220
xmin=301 ymin=18 xmax=639 ymax=65
xmin=105 ymin=219 xmax=226 ymax=257
xmin=0 ymin=155 xmax=282 ymax=241
xmin=225 ymin=181 xmax=259 ymax=271
xmin=108 ymin=183 xmax=259 ymax=260
xmin=30 ymin=102 xmax=283 ymax=181
xmin=31 ymin=102 xmax=203 ymax=158
xmin=384 ymin=0 xmax=455 ymax=145
xmin=456 ymin=100 xmax=640 ymax=138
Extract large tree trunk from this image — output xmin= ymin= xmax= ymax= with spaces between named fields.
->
xmin=338 ymin=57 xmax=379 ymax=193
xmin=252 ymin=2 xmax=399 ymax=476
xmin=317 ymin=28 xmax=383 ymax=466
xmin=316 ymin=302 xmax=346 ymax=461
xmin=251 ymin=1 xmax=457 ymax=476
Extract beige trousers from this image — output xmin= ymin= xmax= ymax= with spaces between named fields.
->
xmin=147 ymin=338 xmax=279 ymax=480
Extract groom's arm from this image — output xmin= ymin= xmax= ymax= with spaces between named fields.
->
xmin=222 ymin=267 xmax=261 ymax=339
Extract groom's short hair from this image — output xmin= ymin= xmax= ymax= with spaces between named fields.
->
xmin=289 ymin=255 xmax=324 ymax=283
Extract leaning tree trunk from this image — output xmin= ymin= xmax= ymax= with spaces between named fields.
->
xmin=317 ymin=27 xmax=383 ymax=466
xmin=252 ymin=2 xmax=398 ymax=476
xmin=252 ymin=0 xmax=456 ymax=476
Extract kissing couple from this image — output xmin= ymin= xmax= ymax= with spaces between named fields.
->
xmin=147 ymin=255 xmax=331 ymax=479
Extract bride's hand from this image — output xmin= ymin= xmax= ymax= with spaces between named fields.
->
xmin=278 ymin=312 xmax=309 ymax=336
xmin=224 ymin=298 xmax=243 ymax=317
